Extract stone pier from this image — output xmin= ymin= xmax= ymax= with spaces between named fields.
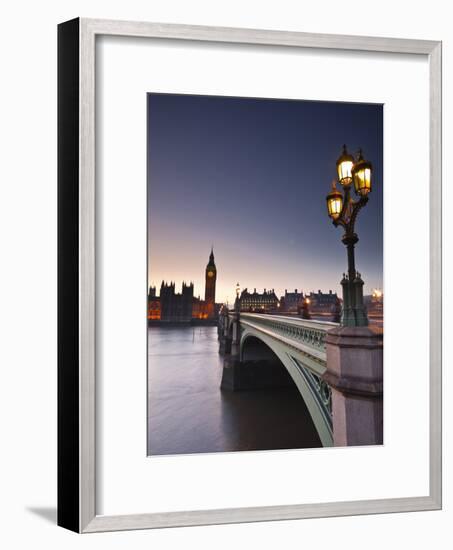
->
xmin=322 ymin=326 xmax=383 ymax=446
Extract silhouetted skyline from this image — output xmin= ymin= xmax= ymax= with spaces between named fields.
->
xmin=147 ymin=93 xmax=383 ymax=304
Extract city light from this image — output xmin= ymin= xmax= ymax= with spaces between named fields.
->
xmin=336 ymin=144 xmax=355 ymax=186
xmin=352 ymin=149 xmax=373 ymax=196
xmin=326 ymin=181 xmax=344 ymax=220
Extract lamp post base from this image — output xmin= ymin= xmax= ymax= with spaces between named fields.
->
xmin=341 ymin=309 xmax=369 ymax=327
xmin=341 ymin=273 xmax=368 ymax=327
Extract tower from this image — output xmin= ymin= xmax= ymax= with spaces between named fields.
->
xmin=205 ymin=247 xmax=217 ymax=318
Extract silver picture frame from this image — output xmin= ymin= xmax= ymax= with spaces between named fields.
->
xmin=58 ymin=17 xmax=442 ymax=533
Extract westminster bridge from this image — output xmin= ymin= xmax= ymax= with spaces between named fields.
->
xmin=218 ymin=310 xmax=383 ymax=447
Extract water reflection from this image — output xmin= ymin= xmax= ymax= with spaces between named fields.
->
xmin=147 ymin=326 xmax=321 ymax=455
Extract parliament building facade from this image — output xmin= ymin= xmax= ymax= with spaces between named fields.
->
xmin=148 ymin=248 xmax=219 ymax=323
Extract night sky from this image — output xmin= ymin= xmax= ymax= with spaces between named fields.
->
xmin=147 ymin=93 xmax=383 ymax=305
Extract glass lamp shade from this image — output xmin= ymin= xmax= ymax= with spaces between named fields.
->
xmin=326 ymin=184 xmax=343 ymax=220
xmin=336 ymin=144 xmax=354 ymax=186
xmin=352 ymin=152 xmax=372 ymax=196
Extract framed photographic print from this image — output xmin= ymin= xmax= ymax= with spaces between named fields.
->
xmin=58 ymin=18 xmax=442 ymax=533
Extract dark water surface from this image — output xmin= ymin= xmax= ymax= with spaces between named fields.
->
xmin=147 ymin=326 xmax=321 ymax=455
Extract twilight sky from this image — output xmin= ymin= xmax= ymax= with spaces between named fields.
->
xmin=147 ymin=93 xmax=383 ymax=305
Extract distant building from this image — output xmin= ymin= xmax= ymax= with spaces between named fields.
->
xmin=239 ymin=288 xmax=279 ymax=313
xmin=160 ymin=281 xmax=194 ymax=322
xmin=147 ymin=248 xmax=220 ymax=322
xmin=192 ymin=296 xmax=210 ymax=320
xmin=365 ymin=289 xmax=384 ymax=317
xmin=204 ymin=247 xmax=217 ymax=319
xmin=147 ymin=286 xmax=161 ymax=320
xmin=308 ymin=290 xmax=339 ymax=314
xmin=280 ymin=289 xmax=305 ymax=313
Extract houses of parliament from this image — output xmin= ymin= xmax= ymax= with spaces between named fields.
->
xmin=148 ymin=248 xmax=219 ymax=323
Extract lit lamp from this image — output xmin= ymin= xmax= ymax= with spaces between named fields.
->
xmin=336 ymin=144 xmax=354 ymax=186
xmin=325 ymin=145 xmax=374 ymax=327
xmin=234 ymin=282 xmax=241 ymax=313
xmin=326 ymin=181 xmax=343 ymax=220
xmin=301 ymin=297 xmax=311 ymax=320
xmin=352 ymin=149 xmax=372 ymax=196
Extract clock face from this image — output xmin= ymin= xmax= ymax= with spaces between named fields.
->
xmin=207 ymin=270 xmax=214 ymax=278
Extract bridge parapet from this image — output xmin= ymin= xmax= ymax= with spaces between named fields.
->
xmin=238 ymin=313 xmax=338 ymax=365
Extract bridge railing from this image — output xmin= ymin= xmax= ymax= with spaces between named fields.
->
xmin=238 ymin=313 xmax=337 ymax=356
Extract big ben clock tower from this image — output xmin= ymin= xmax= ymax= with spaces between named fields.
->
xmin=205 ymin=247 xmax=217 ymax=317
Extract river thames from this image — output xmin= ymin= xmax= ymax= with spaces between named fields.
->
xmin=147 ymin=325 xmax=321 ymax=455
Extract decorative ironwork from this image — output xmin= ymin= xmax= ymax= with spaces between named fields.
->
xmin=239 ymin=313 xmax=334 ymax=353
xmin=291 ymin=357 xmax=333 ymax=429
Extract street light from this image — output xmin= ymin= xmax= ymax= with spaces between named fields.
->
xmin=235 ymin=282 xmax=241 ymax=312
xmin=336 ymin=144 xmax=354 ymax=186
xmin=352 ymin=149 xmax=372 ymax=196
xmin=301 ymin=297 xmax=311 ymax=320
xmin=326 ymin=181 xmax=343 ymax=220
xmin=326 ymin=145 xmax=373 ymax=327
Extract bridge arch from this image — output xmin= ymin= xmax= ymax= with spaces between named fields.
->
xmin=239 ymin=335 xmax=304 ymax=390
xmin=239 ymin=328 xmax=333 ymax=447
xmin=241 ymin=334 xmax=282 ymax=362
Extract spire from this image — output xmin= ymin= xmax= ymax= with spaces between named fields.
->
xmin=207 ymin=245 xmax=216 ymax=269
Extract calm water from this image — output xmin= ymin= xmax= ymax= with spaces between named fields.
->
xmin=147 ymin=326 xmax=321 ymax=455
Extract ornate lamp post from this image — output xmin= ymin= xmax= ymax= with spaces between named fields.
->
xmin=326 ymin=145 xmax=372 ymax=327
xmin=301 ymin=297 xmax=311 ymax=320
xmin=235 ymin=282 xmax=241 ymax=312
